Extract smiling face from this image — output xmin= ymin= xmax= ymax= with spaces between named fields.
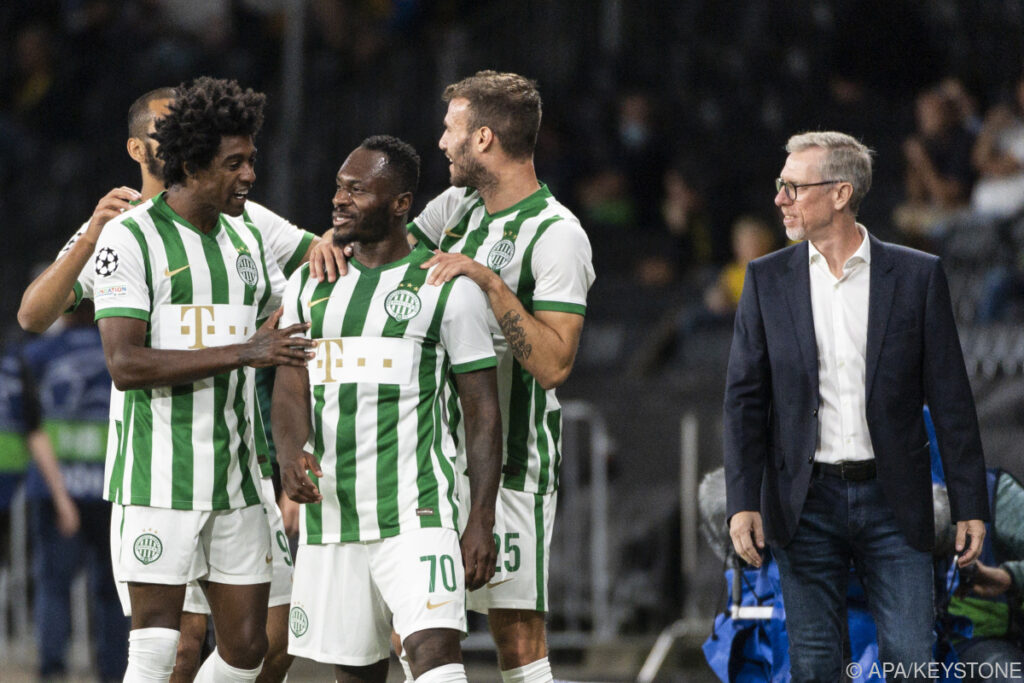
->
xmin=439 ymin=98 xmax=490 ymax=188
xmin=331 ymin=147 xmax=398 ymax=247
xmin=188 ymin=134 xmax=256 ymax=217
xmin=774 ymin=147 xmax=838 ymax=242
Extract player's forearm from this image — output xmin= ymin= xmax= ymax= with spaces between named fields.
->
xmin=457 ymin=369 xmax=502 ymax=526
xmin=17 ymin=239 xmax=93 ymax=333
xmin=105 ymin=343 xmax=250 ymax=390
xmin=481 ymin=276 xmax=577 ymax=390
xmin=271 ymin=366 xmax=311 ymax=463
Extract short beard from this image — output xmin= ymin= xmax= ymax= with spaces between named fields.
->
xmin=332 ymin=202 xmax=394 ymax=249
xmin=331 ymin=232 xmax=352 ymax=250
xmin=450 ymin=139 xmax=497 ymax=193
xmin=143 ymin=140 xmax=163 ymax=180
xmin=785 ymin=226 xmax=805 ymax=242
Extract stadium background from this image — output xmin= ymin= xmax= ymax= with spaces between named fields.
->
xmin=2 ymin=1 xmax=1023 ymax=680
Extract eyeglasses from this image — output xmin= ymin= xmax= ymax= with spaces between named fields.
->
xmin=775 ymin=178 xmax=843 ymax=201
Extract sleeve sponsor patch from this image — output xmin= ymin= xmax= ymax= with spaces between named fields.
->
xmin=95 ymin=283 xmax=129 ymax=299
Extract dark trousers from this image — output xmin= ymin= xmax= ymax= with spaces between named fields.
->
xmin=774 ymin=474 xmax=934 ymax=682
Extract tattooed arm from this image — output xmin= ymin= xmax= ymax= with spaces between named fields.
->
xmin=423 ymin=252 xmax=584 ymax=389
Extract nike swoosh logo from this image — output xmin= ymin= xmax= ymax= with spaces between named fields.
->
xmin=486 ymin=578 xmax=514 ymax=589
xmin=426 ymin=599 xmax=453 ymax=610
xmin=163 ymin=265 xmax=191 ymax=277
xmin=443 ymin=227 xmax=465 ymax=238
xmin=309 ymin=296 xmax=331 ymax=308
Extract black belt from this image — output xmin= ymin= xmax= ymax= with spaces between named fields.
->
xmin=813 ymin=460 xmax=876 ymax=481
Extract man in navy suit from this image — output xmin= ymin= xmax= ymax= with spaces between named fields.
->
xmin=724 ymin=131 xmax=989 ymax=682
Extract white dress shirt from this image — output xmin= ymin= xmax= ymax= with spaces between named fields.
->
xmin=808 ymin=225 xmax=875 ymax=464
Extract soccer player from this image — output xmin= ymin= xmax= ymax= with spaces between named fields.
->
xmin=309 ymin=71 xmax=595 ymax=683
xmin=272 ymin=135 xmax=502 ymax=683
xmin=92 ymin=76 xmax=315 ymax=683
xmin=18 ymin=88 xmax=174 ymax=334
xmin=410 ymin=71 xmax=595 ymax=683
xmin=17 ymin=86 xmax=322 ymax=683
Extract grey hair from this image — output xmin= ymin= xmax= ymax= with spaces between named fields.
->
xmin=786 ymin=131 xmax=874 ymax=214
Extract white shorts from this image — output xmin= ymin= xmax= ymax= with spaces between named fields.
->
xmin=288 ymin=527 xmax=466 ymax=666
xmin=117 ymin=503 xmax=271 ymax=587
xmin=111 ymin=477 xmax=292 ymax=615
xmin=466 ymin=488 xmax=556 ymax=613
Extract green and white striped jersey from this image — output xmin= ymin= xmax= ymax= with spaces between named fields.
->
xmin=280 ymin=245 xmax=497 ymax=544
xmin=408 ymin=184 xmax=595 ymax=494
xmin=64 ymin=199 xmax=314 ymax=310
xmin=61 ymin=198 xmax=315 ymax=486
xmin=92 ymin=193 xmax=294 ymax=510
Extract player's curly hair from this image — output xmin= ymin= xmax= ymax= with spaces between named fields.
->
xmin=360 ymin=135 xmax=420 ymax=196
xmin=154 ymin=77 xmax=266 ymax=187
xmin=443 ymin=71 xmax=541 ymax=160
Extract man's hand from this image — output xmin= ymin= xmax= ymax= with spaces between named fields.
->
xmin=85 ymin=187 xmax=141 ymax=242
xmin=308 ymin=230 xmax=352 ymax=282
xmin=422 ymin=251 xmax=497 ymax=291
xmin=53 ymin=494 xmax=80 ymax=537
xmin=278 ymin=449 xmax=322 ymax=504
xmin=957 ymin=560 xmax=1013 ymax=598
xmin=729 ymin=510 xmax=765 ymax=568
xmin=239 ymin=308 xmax=315 ymax=368
xmin=956 ymin=519 xmax=986 ymax=566
xmin=460 ymin=516 xmax=497 ymax=591
xmin=278 ymin=490 xmax=301 ymax=536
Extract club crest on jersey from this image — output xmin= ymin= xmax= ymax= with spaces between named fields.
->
xmin=95 ymin=247 xmax=120 ymax=276
xmin=487 ymin=238 xmax=516 ymax=270
xmin=289 ymin=606 xmax=309 ymax=636
xmin=133 ymin=533 xmax=163 ymax=564
xmin=236 ymin=253 xmax=259 ymax=286
xmin=384 ymin=284 xmax=421 ymax=322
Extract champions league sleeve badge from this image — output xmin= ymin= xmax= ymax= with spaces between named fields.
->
xmin=95 ymin=247 xmax=120 ymax=276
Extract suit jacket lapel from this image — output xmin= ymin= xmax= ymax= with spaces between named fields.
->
xmin=784 ymin=242 xmax=819 ymax=386
xmin=865 ymin=234 xmax=895 ymax=403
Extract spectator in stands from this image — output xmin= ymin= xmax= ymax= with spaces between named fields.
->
xmin=2 ymin=21 xmax=73 ymax=139
xmin=974 ymin=252 xmax=1024 ymax=325
xmin=22 ymin=301 xmax=129 ymax=682
xmin=630 ymin=161 xmax=715 ymax=287
xmin=939 ymin=76 xmax=983 ymax=135
xmin=632 ymin=215 xmax=777 ymax=373
xmin=660 ymin=162 xmax=714 ymax=273
xmin=970 ymin=75 xmax=1024 ymax=219
xmin=613 ymin=92 xmax=670 ymax=230
xmin=893 ymin=86 xmax=976 ymax=242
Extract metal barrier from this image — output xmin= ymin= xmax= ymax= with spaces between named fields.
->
xmin=462 ymin=398 xmax=615 ymax=650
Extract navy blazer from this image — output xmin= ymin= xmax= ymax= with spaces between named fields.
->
xmin=723 ymin=234 xmax=989 ymax=552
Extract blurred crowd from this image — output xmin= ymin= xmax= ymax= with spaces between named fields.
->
xmin=3 ymin=2 xmax=1024 ymax=327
